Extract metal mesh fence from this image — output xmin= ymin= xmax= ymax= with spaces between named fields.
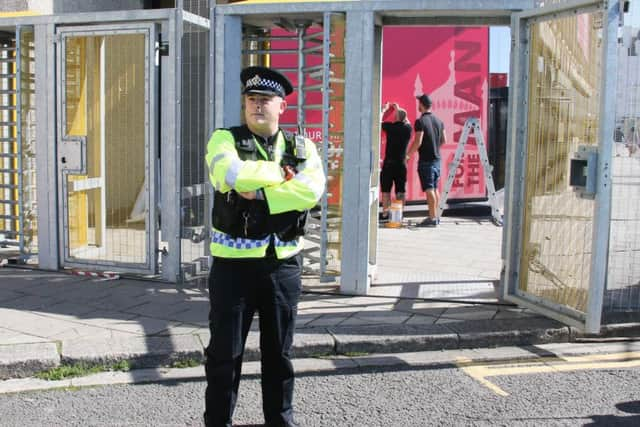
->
xmin=62 ymin=33 xmax=148 ymax=266
xmin=605 ymin=8 xmax=640 ymax=317
xmin=179 ymin=20 xmax=210 ymax=279
xmin=182 ymin=0 xmax=210 ymax=17
xmin=518 ymin=10 xmax=602 ymax=313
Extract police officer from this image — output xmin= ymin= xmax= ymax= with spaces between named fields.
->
xmin=204 ymin=66 xmax=325 ymax=427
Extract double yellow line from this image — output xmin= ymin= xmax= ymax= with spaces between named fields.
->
xmin=456 ymin=351 xmax=640 ymax=396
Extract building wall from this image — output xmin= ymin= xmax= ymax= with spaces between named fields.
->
xmin=1 ymin=0 xmax=146 ymax=14
xmin=0 ymin=1 xmax=30 ymax=12
xmin=51 ymin=0 xmax=145 ymax=13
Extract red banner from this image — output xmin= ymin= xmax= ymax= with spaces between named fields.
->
xmin=381 ymin=26 xmax=489 ymax=202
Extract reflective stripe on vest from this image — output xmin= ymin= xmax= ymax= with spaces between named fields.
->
xmin=211 ymin=229 xmax=270 ymax=250
xmin=274 ymin=235 xmax=299 ymax=248
xmin=210 ymin=228 xmax=303 ymax=259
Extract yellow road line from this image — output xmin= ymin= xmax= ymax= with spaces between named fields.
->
xmin=456 ymin=352 xmax=640 ymax=397
xmin=457 ymin=357 xmax=510 ymax=396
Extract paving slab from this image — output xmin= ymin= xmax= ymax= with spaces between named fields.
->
xmin=0 ymin=327 xmax=51 ymax=344
xmin=292 ymin=330 xmax=335 ymax=358
xmin=61 ymin=334 xmax=204 ymax=368
xmin=447 ymin=318 xmax=571 ymax=348
xmin=0 ymin=342 xmax=60 ymax=379
xmin=329 ymin=323 xmax=459 ymax=354
xmin=404 ymin=314 xmax=439 ymax=325
xmin=1 ymin=252 xmax=639 ymax=383
xmin=50 ymin=326 xmax=138 ymax=341
xmin=0 ymin=308 xmax=86 ymax=338
xmin=302 ymin=313 xmax=351 ymax=327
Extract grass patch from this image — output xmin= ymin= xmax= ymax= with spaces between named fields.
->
xmin=311 ymin=352 xmax=335 ymax=359
xmin=342 ymin=351 xmax=369 ymax=357
xmin=170 ymin=358 xmax=201 ymax=369
xmin=35 ymin=360 xmax=131 ymax=381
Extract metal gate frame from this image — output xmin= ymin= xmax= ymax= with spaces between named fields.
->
xmin=55 ymin=23 xmax=158 ymax=274
xmin=0 ymin=9 xmax=203 ymax=282
xmin=502 ymin=0 xmax=620 ymax=333
xmin=213 ymin=0 xmax=535 ymax=295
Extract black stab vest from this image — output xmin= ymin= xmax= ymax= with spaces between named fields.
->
xmin=212 ymin=125 xmax=309 ymax=241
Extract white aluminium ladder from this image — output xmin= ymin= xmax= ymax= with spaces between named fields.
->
xmin=437 ymin=117 xmax=502 ymax=225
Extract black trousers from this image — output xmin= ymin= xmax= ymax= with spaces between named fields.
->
xmin=204 ymin=254 xmax=302 ymax=427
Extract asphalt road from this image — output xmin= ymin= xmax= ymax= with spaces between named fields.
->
xmin=0 ymin=361 xmax=639 ymax=426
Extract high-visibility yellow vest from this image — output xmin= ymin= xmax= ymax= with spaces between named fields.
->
xmin=205 ymin=127 xmax=325 ymax=259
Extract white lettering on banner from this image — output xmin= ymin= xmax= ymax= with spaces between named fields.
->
xmin=467 ymin=153 xmax=481 ymax=186
xmin=303 ymin=129 xmax=322 ymax=141
xmin=452 ymin=31 xmax=486 ymax=196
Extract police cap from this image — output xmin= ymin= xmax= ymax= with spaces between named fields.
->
xmin=241 ymin=66 xmax=293 ymax=98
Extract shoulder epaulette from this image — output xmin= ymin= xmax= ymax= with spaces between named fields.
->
xmin=227 ymin=125 xmax=256 ymax=157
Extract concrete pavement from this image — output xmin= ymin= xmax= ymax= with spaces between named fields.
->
xmin=0 ymin=265 xmax=636 ymax=381
xmin=1 ymin=211 xmax=639 ymax=381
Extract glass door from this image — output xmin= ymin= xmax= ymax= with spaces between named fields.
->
xmin=56 ymin=24 xmax=158 ymax=274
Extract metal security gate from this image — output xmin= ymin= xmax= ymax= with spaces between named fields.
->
xmin=55 ymin=24 xmax=159 ymax=274
xmin=225 ymin=11 xmax=346 ymax=282
xmin=504 ymin=0 xmax=618 ymax=332
xmin=0 ymin=27 xmax=37 ymax=261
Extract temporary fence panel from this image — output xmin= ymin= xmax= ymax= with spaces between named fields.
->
xmin=180 ymin=11 xmax=211 ymax=280
xmin=605 ymin=7 xmax=640 ymax=320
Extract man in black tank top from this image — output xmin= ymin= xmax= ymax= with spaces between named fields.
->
xmin=406 ymin=94 xmax=447 ymax=227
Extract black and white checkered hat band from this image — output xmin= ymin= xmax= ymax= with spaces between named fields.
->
xmin=244 ymin=74 xmax=285 ymax=97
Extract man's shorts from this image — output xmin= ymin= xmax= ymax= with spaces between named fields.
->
xmin=418 ymin=160 xmax=441 ymax=191
xmin=380 ymin=162 xmax=407 ymax=193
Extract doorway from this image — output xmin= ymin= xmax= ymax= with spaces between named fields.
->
xmin=56 ymin=24 xmax=159 ymax=274
xmin=372 ymin=25 xmax=506 ymax=303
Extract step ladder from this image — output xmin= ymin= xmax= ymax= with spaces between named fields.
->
xmin=437 ymin=117 xmax=503 ymax=226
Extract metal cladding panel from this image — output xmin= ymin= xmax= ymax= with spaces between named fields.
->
xmin=216 ymin=0 xmax=535 ymax=15
xmin=34 ymin=23 xmax=59 ymax=270
xmin=161 ymin=11 xmax=182 ymax=282
xmin=340 ymin=10 xmax=375 ymax=295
